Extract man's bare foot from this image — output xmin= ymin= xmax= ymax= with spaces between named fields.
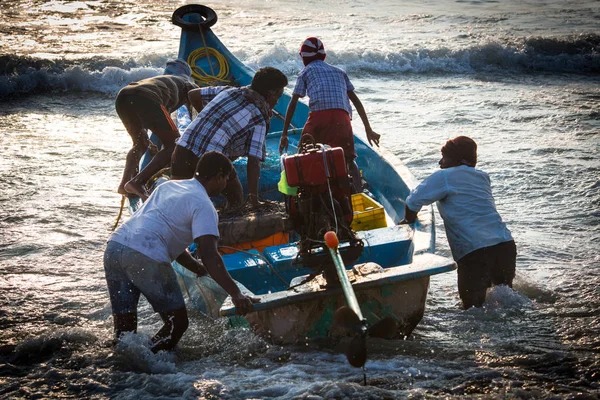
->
xmin=124 ymin=180 xmax=149 ymax=201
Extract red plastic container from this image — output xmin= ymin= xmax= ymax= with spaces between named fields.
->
xmin=283 ymin=147 xmax=348 ymax=187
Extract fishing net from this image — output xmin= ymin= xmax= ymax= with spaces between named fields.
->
xmin=218 ymin=200 xmax=288 ymax=245
xmin=173 ymin=262 xmax=255 ymax=319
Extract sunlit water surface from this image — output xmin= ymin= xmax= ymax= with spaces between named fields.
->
xmin=1 ymin=0 xmax=599 ymax=398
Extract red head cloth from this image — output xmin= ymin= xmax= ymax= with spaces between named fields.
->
xmin=441 ymin=136 xmax=478 ymax=167
xmin=300 ymin=37 xmax=326 ymax=66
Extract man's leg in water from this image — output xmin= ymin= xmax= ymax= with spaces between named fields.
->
xmin=104 ymin=241 xmax=142 ymax=341
xmin=116 ymin=249 xmax=188 ymax=352
xmin=150 ymin=307 xmax=189 ymax=353
xmin=113 ymin=313 xmax=137 ymax=338
xmin=115 ymin=95 xmax=149 ymax=196
xmin=489 ymin=240 xmax=517 ymax=288
xmin=124 ymin=103 xmax=180 ymax=200
xmin=105 ymin=242 xmax=189 ymax=351
xmin=457 ymin=247 xmax=492 ymax=309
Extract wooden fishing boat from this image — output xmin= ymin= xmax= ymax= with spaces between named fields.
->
xmin=131 ymin=4 xmax=456 ymax=350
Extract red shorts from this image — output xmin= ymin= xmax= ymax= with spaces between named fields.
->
xmin=302 ymin=109 xmax=356 ymax=159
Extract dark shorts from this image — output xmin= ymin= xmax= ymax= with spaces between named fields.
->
xmin=302 ymin=109 xmax=356 ymax=159
xmin=457 ymin=240 xmax=517 ymax=307
xmin=115 ymin=93 xmax=179 ymax=143
xmin=103 ymin=241 xmax=185 ymax=315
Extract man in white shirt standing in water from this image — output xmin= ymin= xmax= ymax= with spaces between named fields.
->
xmin=104 ymin=151 xmax=258 ymax=352
xmin=402 ymin=136 xmax=516 ymax=309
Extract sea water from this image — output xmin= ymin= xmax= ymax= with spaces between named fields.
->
xmin=1 ymin=0 xmax=599 ymax=398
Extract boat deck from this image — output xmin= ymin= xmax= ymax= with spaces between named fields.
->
xmin=221 ymin=224 xmax=415 ymax=295
xmin=221 ymin=252 xmax=456 ymax=316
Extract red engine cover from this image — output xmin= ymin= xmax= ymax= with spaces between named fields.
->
xmin=284 ymin=147 xmax=347 ymax=187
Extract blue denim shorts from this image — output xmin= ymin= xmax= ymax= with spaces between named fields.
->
xmin=104 ymin=241 xmax=185 ymax=315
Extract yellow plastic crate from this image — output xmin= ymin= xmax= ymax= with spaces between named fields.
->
xmin=350 ymin=193 xmax=387 ymax=231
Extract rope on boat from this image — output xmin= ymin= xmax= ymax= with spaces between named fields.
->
xmin=147 ymin=167 xmax=171 ymax=187
xmin=188 ymin=28 xmax=231 ymax=85
xmin=112 ymin=195 xmax=126 ymax=231
xmin=188 ymin=26 xmax=297 ymax=133
xmin=112 ymin=167 xmax=169 ymax=232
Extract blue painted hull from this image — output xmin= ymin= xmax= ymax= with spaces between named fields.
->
xmin=132 ymin=6 xmax=457 ymax=341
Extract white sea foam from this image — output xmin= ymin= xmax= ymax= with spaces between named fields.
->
xmin=485 ymin=285 xmax=532 ymax=309
xmin=1 ymin=34 xmax=597 ymax=100
xmin=113 ymin=332 xmax=178 ymax=374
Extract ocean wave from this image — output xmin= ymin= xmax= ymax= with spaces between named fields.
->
xmin=323 ymin=34 xmax=600 ymax=75
xmin=1 ymin=34 xmax=598 ymax=99
xmin=0 ymin=55 xmax=166 ymax=100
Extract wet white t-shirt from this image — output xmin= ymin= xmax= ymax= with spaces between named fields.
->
xmin=406 ymin=165 xmax=513 ymax=260
xmin=110 ymin=179 xmax=219 ymax=263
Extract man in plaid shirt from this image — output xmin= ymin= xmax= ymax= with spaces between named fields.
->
xmin=171 ymin=67 xmax=288 ymax=207
xmin=278 ymin=37 xmax=381 ymax=192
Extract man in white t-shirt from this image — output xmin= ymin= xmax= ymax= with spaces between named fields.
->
xmin=104 ymin=151 xmax=257 ymax=352
xmin=402 ymin=136 xmax=516 ymax=309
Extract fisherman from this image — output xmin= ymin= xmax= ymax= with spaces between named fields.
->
xmin=104 ymin=151 xmax=258 ymax=353
xmin=401 ymin=136 xmax=516 ymax=309
xmin=116 ymin=59 xmax=203 ymax=200
xmin=171 ymin=66 xmax=288 ymax=208
xmin=278 ymin=37 xmax=381 ymax=191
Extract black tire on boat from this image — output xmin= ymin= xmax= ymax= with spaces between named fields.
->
xmin=172 ymin=5 xmax=217 ymax=31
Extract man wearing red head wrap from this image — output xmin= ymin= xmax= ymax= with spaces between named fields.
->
xmin=440 ymin=136 xmax=478 ymax=167
xmin=278 ymin=37 xmax=381 ymax=192
xmin=402 ymin=137 xmax=516 ymax=309
xmin=299 ymin=36 xmax=327 ymax=65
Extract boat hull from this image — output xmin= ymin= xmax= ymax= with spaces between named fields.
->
xmin=126 ymin=5 xmax=458 ymax=344
xmin=245 ymin=277 xmax=429 ymax=344
xmin=221 ymin=253 xmax=455 ymax=344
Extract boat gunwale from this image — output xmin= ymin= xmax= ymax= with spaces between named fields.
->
xmin=220 ymin=253 xmax=456 ymax=316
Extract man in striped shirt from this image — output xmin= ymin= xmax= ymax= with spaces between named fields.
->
xmin=171 ymin=67 xmax=288 ymax=208
xmin=278 ymin=37 xmax=381 ymax=192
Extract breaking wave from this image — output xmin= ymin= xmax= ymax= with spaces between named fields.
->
xmin=0 ymin=55 xmax=166 ymax=100
xmin=1 ymin=34 xmax=598 ymax=100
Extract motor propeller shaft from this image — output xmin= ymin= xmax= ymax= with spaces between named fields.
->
xmin=325 ymin=231 xmax=398 ymax=368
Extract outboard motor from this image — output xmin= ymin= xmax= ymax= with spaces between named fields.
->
xmin=282 ymin=136 xmax=363 ymax=285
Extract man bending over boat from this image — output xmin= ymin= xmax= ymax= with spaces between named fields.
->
xmin=401 ymin=136 xmax=516 ymax=309
xmin=171 ymin=67 xmax=288 ymax=208
xmin=104 ymin=151 xmax=258 ymax=353
xmin=278 ymin=37 xmax=381 ymax=191
xmin=116 ymin=59 xmax=203 ymax=200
